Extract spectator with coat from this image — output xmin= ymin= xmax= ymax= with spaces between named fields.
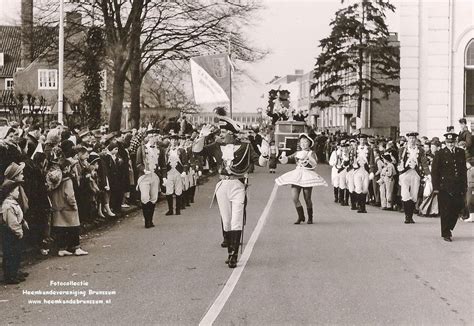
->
xmin=48 ymin=159 xmax=88 ymax=256
xmin=1 ymin=162 xmax=30 ymax=284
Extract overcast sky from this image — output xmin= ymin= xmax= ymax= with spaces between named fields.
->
xmin=0 ymin=0 xmax=399 ymax=113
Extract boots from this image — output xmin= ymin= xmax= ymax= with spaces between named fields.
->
xmin=180 ymin=193 xmax=186 ymax=210
xmin=339 ymin=189 xmax=346 ymax=206
xmin=221 ymin=230 xmax=229 ymax=248
xmin=307 ymin=207 xmax=313 ymax=224
xmin=185 ymin=188 xmax=191 ymax=206
xmin=344 ymin=189 xmax=350 ymax=206
xmin=142 ymin=203 xmax=150 ymax=228
xmin=165 ymin=195 xmax=174 ymax=215
xmin=190 ymin=186 xmax=196 ymax=203
xmin=357 ymin=193 xmax=367 ymax=213
xmin=350 ymin=192 xmax=358 ymax=210
xmin=294 ymin=206 xmax=305 ymax=224
xmin=148 ymin=202 xmax=155 ymax=227
xmin=175 ymin=196 xmax=181 ymax=215
xmin=334 ymin=187 xmax=339 ymax=203
xmin=404 ymin=200 xmax=415 ymax=223
xmin=228 ymin=230 xmax=242 ymax=268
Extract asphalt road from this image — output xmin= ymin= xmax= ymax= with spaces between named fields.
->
xmin=0 ymin=164 xmax=473 ymax=325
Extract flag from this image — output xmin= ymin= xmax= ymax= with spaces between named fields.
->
xmin=190 ymin=53 xmax=231 ymax=105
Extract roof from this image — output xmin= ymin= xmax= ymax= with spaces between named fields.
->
xmin=0 ymin=26 xmax=21 ymax=78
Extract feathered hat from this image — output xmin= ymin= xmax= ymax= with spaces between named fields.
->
xmin=214 ymin=107 xmax=242 ymax=134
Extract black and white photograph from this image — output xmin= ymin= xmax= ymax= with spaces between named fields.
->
xmin=0 ymin=0 xmax=473 ymax=324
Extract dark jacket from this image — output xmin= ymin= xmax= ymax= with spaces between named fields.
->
xmin=459 ymin=128 xmax=473 ymax=157
xmin=431 ymin=147 xmax=467 ymax=195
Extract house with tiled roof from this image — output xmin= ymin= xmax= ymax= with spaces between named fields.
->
xmin=0 ymin=26 xmax=21 ymax=109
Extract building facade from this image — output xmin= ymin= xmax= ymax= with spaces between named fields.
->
xmin=399 ymin=0 xmax=474 ymax=137
xmin=188 ymin=111 xmax=260 ymax=127
xmin=311 ymin=34 xmax=400 ymax=137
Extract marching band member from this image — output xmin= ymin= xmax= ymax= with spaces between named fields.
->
xmin=192 ymin=107 xmax=268 ymax=268
xmin=164 ymin=132 xmax=188 ymax=216
xmin=398 ymin=132 xmax=430 ymax=224
xmin=328 ymin=141 xmax=341 ymax=203
xmin=276 ymin=133 xmax=328 ymax=224
xmin=135 ymin=129 xmax=163 ymax=228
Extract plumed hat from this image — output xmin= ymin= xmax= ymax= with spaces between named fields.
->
xmin=214 ymin=107 xmax=242 ymax=134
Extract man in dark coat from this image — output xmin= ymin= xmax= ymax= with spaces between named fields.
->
xmin=458 ymin=118 xmax=473 ymax=158
xmin=431 ymin=132 xmax=467 ymax=242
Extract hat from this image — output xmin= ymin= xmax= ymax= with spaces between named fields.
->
xmin=382 ymin=152 xmax=392 ymax=162
xmin=406 ymin=132 xmax=419 ymax=137
xmin=298 ymin=133 xmax=314 ymax=147
xmin=146 ymin=129 xmax=160 ymax=135
xmin=357 ymin=133 xmax=368 ymax=139
xmin=102 ymin=133 xmax=116 ymax=145
xmin=446 ymin=126 xmax=455 ymax=132
xmin=349 ymin=137 xmax=357 ymax=144
xmin=4 ymin=162 xmax=25 ymax=181
xmin=87 ymin=152 xmax=100 ymax=165
xmin=459 ymin=118 xmax=467 ymax=124
xmin=444 ymin=132 xmax=457 ymax=142
xmin=168 ymin=131 xmax=180 ymax=139
xmin=214 ymin=106 xmax=242 ymax=134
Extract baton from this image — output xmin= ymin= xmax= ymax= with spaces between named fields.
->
xmin=241 ymin=177 xmax=249 ymax=254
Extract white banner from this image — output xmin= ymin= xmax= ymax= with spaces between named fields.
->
xmin=190 ymin=54 xmax=231 ymax=105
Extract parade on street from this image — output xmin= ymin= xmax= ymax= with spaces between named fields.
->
xmin=0 ymin=0 xmax=473 ymax=325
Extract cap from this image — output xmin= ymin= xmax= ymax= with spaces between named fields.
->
xmin=4 ymin=162 xmax=25 ymax=180
xmin=459 ymin=118 xmax=467 ymax=124
xmin=444 ymin=132 xmax=457 ymax=142
xmin=406 ymin=132 xmax=419 ymax=137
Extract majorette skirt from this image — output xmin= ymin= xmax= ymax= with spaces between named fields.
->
xmin=275 ymin=167 xmax=328 ymax=188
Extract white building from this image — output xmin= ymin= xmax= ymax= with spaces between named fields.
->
xmin=399 ymin=0 xmax=474 ymax=137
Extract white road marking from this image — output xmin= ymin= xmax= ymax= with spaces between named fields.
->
xmin=199 ymin=183 xmax=279 ymax=326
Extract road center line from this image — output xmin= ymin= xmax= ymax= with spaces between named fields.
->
xmin=199 ymin=183 xmax=279 ymax=326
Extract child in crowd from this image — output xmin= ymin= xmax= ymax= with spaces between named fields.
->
xmin=378 ymin=152 xmax=396 ymax=210
xmin=268 ymin=140 xmax=278 ymax=174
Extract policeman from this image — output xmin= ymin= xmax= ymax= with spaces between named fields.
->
xmin=193 ymin=108 xmax=268 ymax=268
xmin=431 ymin=132 xmax=467 ymax=242
xmin=398 ymin=132 xmax=430 ymax=223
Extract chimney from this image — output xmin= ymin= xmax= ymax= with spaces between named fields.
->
xmin=21 ymin=0 xmax=33 ymax=68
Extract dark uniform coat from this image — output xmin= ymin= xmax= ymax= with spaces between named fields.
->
xmin=431 ymin=146 xmax=467 ymax=238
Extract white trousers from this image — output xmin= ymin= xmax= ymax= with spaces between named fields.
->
xmin=215 ymin=180 xmax=245 ymax=232
xmin=354 ymin=168 xmax=369 ymax=194
xmin=166 ymin=169 xmax=183 ymax=195
xmin=138 ymin=173 xmax=160 ymax=204
xmin=346 ymin=169 xmax=355 ymax=192
xmin=399 ymin=169 xmax=420 ymax=202
xmin=338 ymin=170 xmax=348 ymax=190
xmin=331 ymin=167 xmax=339 ymax=187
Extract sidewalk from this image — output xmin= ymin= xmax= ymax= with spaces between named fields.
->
xmin=0 ymin=172 xmax=216 ymax=281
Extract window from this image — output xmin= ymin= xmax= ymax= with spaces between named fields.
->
xmin=38 ymin=69 xmax=57 ymax=89
xmin=465 ymin=40 xmax=474 ymax=115
xmin=0 ymin=53 xmax=4 ymax=67
xmin=5 ymin=78 xmax=14 ymax=90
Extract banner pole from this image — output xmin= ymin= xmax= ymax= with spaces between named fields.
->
xmin=228 ymin=31 xmax=233 ymax=119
